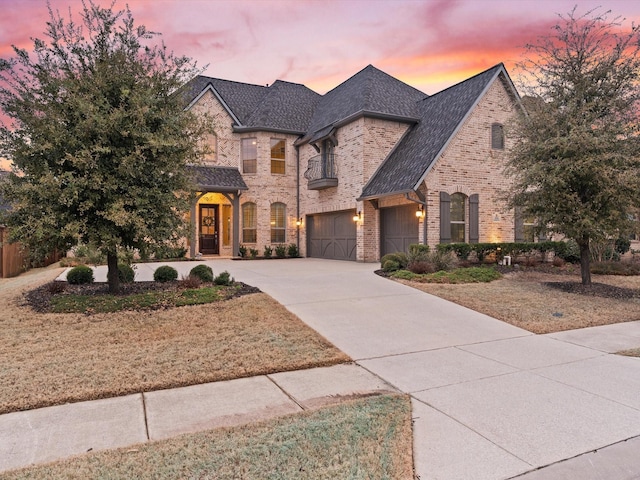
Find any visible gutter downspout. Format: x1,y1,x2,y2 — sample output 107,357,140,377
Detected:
296,144,300,250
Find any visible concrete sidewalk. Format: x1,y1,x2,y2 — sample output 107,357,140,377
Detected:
40,259,640,478
0,364,396,473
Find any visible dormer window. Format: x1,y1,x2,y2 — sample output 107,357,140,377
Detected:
491,123,504,150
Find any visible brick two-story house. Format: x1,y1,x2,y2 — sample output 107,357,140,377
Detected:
182,63,523,261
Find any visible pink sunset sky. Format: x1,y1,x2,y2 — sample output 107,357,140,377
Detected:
2,0,640,94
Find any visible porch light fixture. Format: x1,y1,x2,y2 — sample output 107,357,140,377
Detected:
296,217,302,226
416,206,424,218
353,211,361,222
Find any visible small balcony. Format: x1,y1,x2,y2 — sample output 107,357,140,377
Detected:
304,154,338,190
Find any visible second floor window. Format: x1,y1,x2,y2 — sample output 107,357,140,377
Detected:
491,123,504,150
270,139,285,174
241,138,257,174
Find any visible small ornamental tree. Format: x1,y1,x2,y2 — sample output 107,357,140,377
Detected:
0,1,210,293
507,8,640,285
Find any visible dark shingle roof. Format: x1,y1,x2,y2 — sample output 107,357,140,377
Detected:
304,65,427,143
183,76,320,133
360,64,508,200
188,166,248,192
240,80,321,133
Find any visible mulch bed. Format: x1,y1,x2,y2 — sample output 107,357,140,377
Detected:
543,281,639,299
24,281,261,313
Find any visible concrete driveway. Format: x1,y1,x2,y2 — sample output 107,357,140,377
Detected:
60,258,640,479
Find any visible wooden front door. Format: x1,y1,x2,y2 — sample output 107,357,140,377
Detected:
199,204,219,255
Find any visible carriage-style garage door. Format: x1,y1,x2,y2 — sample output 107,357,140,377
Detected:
307,210,357,261
380,205,419,256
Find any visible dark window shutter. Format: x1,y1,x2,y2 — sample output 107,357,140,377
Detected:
514,207,524,242
469,194,479,243
440,192,451,243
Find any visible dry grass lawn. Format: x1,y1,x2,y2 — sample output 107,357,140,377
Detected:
399,269,640,334
2,394,413,480
0,266,349,415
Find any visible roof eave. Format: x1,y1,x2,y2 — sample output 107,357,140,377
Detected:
185,83,243,127
357,188,415,202
232,125,306,136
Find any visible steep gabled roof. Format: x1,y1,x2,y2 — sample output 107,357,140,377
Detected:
359,64,516,200
183,76,320,134
239,80,321,134
302,65,427,144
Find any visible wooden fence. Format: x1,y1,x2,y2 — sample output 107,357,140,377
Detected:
0,227,63,278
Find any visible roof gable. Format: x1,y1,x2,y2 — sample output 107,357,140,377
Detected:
360,64,514,200
303,65,427,143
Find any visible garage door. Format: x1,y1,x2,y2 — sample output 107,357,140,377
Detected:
380,205,419,256
307,210,357,260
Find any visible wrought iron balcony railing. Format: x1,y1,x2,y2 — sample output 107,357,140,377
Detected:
304,154,338,190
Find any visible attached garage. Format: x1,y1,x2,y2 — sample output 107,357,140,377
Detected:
380,205,419,256
307,210,357,261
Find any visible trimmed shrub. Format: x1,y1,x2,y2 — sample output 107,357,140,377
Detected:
287,243,299,258
591,261,640,276
275,244,287,258
382,259,401,273
153,265,178,282
214,270,233,286
408,261,436,274
238,245,247,258
118,263,135,283
249,248,259,259
189,264,213,282
67,265,94,285
263,245,273,259
380,252,408,271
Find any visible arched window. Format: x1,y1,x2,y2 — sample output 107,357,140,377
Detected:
270,202,286,243
242,202,257,243
450,193,466,243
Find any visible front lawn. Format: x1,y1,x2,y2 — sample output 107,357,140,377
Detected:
0,269,350,415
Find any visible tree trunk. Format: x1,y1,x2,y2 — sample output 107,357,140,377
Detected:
107,251,120,294
577,236,592,286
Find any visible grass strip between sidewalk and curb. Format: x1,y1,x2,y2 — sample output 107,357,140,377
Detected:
1,394,414,480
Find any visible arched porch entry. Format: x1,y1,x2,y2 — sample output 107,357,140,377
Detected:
188,166,248,257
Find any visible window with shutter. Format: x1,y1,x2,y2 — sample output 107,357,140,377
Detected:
450,193,466,243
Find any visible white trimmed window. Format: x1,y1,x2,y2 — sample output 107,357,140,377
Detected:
241,138,257,174
270,138,285,174
270,202,286,243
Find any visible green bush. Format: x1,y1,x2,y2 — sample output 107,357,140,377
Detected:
249,248,259,259
275,244,287,258
118,263,135,283
392,266,501,284
238,245,247,258
189,264,213,282
558,239,580,263
287,243,299,258
407,244,430,264
615,237,632,255
153,265,178,282
382,259,401,273
145,243,187,260
214,270,233,286
380,252,408,271
67,265,94,285
263,245,273,259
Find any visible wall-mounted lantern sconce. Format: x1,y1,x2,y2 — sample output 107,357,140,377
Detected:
296,217,302,226
416,206,424,218
352,211,361,222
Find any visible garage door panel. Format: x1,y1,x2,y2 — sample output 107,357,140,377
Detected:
307,210,357,261
381,205,418,256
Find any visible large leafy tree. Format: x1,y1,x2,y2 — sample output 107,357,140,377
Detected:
507,8,640,285
0,1,208,292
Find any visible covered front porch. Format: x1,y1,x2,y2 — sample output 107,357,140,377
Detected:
188,166,248,258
